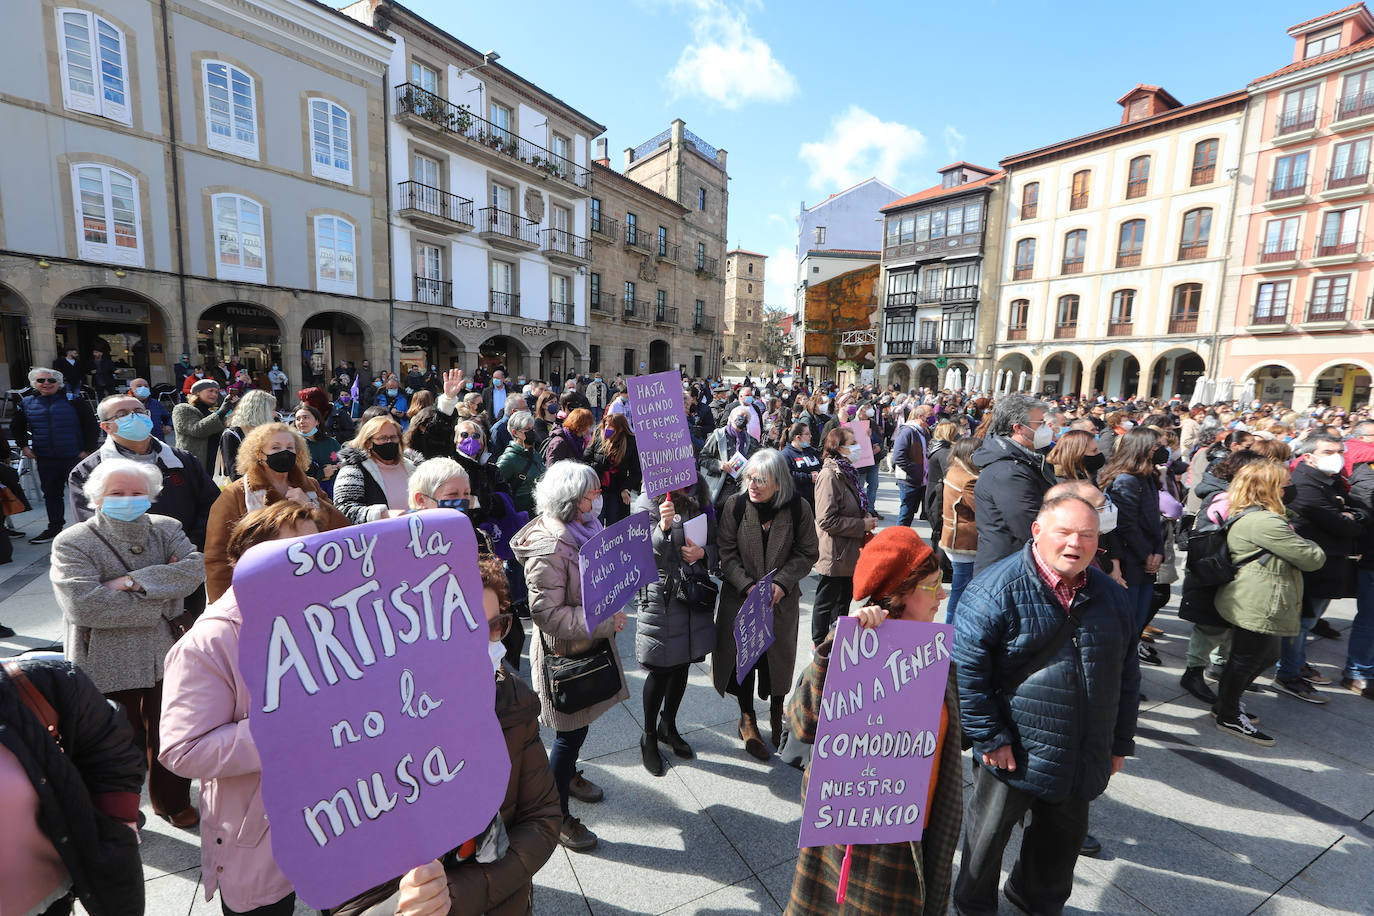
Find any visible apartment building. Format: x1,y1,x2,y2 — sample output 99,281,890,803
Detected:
995,87,1246,399
0,0,393,389
343,0,603,380
1218,3,1374,409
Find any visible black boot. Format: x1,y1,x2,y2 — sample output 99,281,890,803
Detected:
1180,666,1217,704
656,721,693,759
640,732,664,777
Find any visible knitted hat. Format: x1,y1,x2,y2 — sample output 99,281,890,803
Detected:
190,378,219,395
852,526,933,602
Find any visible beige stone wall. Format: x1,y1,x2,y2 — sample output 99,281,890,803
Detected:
723,252,765,362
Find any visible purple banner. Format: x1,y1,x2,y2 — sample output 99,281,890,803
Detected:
235,511,511,910
798,616,954,848
627,370,698,499
578,511,657,635
734,570,775,682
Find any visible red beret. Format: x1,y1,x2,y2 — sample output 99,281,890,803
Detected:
852,526,933,602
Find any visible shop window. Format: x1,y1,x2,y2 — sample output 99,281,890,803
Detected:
71,163,142,266
57,8,130,124
314,215,356,295
212,193,266,283
309,99,352,184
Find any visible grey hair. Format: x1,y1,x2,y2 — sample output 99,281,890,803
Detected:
28,367,63,388
990,393,1048,437
407,457,468,506
1350,420,1374,438
230,389,278,430
743,448,794,509
729,405,752,425
82,457,163,509
507,410,535,434
535,460,599,522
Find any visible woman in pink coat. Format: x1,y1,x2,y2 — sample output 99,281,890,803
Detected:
159,501,322,916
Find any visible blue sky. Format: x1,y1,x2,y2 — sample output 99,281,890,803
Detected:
402,0,1322,310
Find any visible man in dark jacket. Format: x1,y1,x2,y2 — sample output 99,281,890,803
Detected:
1344,442,1374,697
481,369,513,421
892,403,931,526
88,347,118,397
12,368,100,543
972,394,1057,575
54,347,87,392
952,494,1139,916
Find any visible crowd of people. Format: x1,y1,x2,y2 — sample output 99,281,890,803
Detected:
2,354,1373,916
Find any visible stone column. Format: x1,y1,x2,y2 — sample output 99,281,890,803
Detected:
1290,382,1317,411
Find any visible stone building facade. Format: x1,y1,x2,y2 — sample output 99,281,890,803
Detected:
0,0,394,391
723,250,767,363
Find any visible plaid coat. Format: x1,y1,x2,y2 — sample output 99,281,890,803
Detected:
785,635,964,915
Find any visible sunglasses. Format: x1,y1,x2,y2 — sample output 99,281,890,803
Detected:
34,378,59,384
457,431,479,440
488,613,514,642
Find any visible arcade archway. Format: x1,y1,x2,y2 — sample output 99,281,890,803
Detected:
1148,348,1205,400
1090,349,1140,400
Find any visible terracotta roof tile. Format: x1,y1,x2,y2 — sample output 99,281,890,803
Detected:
880,172,1004,211
1250,32,1374,84
1289,2,1365,34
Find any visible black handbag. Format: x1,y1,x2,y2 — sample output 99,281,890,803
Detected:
676,568,720,617
540,632,620,714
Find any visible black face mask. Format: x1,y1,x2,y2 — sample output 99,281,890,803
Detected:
264,450,297,473
732,416,748,430
437,497,470,513
1083,452,1107,475
1282,484,1296,504
373,441,401,462
1152,446,1171,466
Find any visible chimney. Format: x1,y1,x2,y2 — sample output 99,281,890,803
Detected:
593,137,609,168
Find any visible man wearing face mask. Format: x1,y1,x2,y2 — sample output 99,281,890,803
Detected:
971,394,1059,575
482,369,512,422
1274,433,1366,701
126,377,172,441
268,363,288,408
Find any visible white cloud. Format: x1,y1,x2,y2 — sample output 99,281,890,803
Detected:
799,106,925,193
763,243,798,314
943,125,965,159
667,1,797,108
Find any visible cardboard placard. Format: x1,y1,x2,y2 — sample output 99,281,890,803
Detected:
578,511,657,635
627,370,699,499
734,570,776,682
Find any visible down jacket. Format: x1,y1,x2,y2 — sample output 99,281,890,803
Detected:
813,459,867,577
1104,472,1164,587
971,436,1057,574
331,445,417,524
1288,461,1364,602
953,544,1140,803
631,488,717,669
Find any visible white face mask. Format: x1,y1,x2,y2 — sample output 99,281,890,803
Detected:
583,494,603,522
1314,453,1345,475
1097,503,1119,534
488,639,506,674
846,443,863,461
1032,423,1055,450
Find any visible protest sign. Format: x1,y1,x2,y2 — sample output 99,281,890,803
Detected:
734,569,776,682
578,510,657,635
234,511,511,910
798,616,954,848
627,370,698,499
842,419,875,468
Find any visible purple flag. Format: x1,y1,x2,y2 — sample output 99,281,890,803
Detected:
798,616,954,848
234,511,511,910
734,569,776,682
578,511,657,635
627,370,699,499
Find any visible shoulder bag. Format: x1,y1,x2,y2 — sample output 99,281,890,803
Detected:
540,631,620,714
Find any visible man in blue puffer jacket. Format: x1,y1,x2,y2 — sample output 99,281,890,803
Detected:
952,493,1139,916
12,367,99,544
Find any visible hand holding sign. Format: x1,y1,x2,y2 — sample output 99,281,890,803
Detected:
628,370,699,499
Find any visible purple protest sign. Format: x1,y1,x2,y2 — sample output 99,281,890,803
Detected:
578,510,657,635
627,370,698,499
798,616,954,848
734,569,776,682
234,511,511,910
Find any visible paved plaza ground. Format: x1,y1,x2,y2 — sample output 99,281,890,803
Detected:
2,472,1371,915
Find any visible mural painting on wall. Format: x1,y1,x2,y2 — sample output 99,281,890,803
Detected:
804,264,879,364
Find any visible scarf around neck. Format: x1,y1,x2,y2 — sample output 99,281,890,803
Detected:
835,457,870,513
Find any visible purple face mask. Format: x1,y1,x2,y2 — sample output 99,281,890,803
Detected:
458,436,482,458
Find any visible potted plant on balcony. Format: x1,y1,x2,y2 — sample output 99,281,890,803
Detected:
447,104,472,135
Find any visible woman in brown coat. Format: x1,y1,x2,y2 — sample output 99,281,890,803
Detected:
812,427,878,646
203,422,349,602
713,448,820,759
939,436,982,619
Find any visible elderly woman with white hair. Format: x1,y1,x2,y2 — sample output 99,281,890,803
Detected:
698,403,762,512
712,448,820,760
50,457,206,828
407,456,473,511
511,461,629,855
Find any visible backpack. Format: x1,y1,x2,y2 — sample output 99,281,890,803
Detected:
1183,497,1267,589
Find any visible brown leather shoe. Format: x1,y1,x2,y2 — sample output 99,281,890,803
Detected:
769,699,785,749
559,815,598,852
1341,676,1374,698
1144,625,1165,637
568,769,603,803
739,712,769,761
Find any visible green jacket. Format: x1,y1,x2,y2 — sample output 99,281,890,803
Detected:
1215,508,1325,637
496,441,544,513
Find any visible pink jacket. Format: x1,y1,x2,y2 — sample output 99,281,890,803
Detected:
159,590,292,911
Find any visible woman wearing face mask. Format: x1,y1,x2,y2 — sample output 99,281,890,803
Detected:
698,405,762,514
292,404,342,487
940,436,984,618
511,462,630,854
373,379,409,425
160,501,321,915
204,423,349,602
51,458,206,829
587,413,642,525
780,421,822,506
531,391,559,446
453,419,516,526
1099,428,1168,648
332,415,417,526
812,428,880,647
787,527,961,915
497,411,546,514
542,407,596,468
1047,429,1106,484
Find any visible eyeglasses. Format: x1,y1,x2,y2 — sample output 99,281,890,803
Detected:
488,613,514,642
914,576,944,596
102,407,151,421
457,431,479,440
373,435,401,445
745,474,773,486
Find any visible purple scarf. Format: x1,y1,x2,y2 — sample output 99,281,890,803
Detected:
559,427,586,459
562,514,602,548
835,457,870,513
726,425,751,457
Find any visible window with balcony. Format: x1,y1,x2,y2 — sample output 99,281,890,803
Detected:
203,61,258,158
211,193,265,283
1318,207,1360,256
656,289,667,322
57,9,131,124
488,101,513,143
551,274,573,323
551,133,571,166
1070,170,1090,209
658,225,670,257
1305,26,1340,59
309,98,352,184
1179,208,1211,260
886,269,916,307
1328,138,1371,189
1192,139,1219,185
1116,219,1145,268
414,242,446,306
1109,289,1135,335
590,271,601,310
694,299,704,329
942,310,975,352
1169,283,1201,333
590,198,603,234
696,241,707,270
1277,85,1319,135
1062,229,1086,273
920,266,944,302
1310,274,1351,320
1269,151,1309,199
1253,280,1290,324
883,311,916,355
1021,182,1039,219
1055,294,1079,336
71,163,142,266
625,212,639,245
1261,216,1300,262
490,260,516,315
410,61,438,94
1126,156,1149,198
1338,67,1374,120
944,264,980,301
1008,298,1029,339
1013,238,1035,280
314,215,356,295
